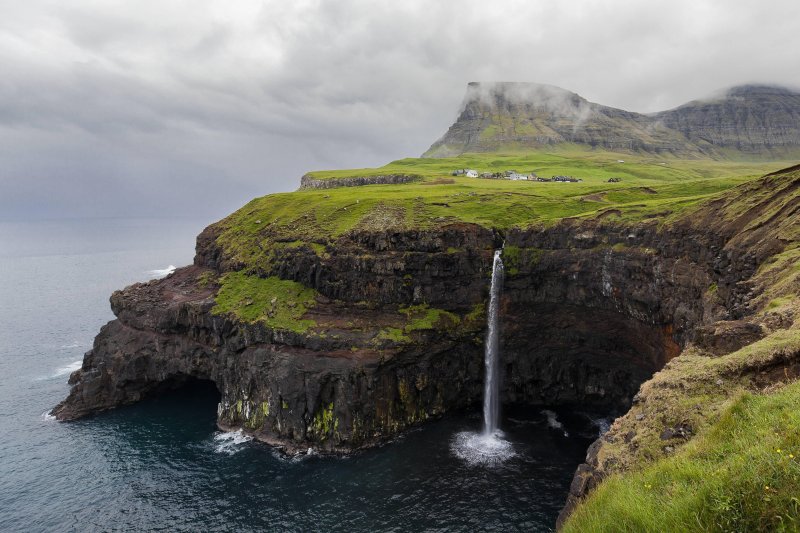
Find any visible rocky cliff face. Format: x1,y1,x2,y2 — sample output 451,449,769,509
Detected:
654,85,800,155
556,165,800,528
52,161,799,531
424,82,800,158
53,167,793,456
299,173,420,189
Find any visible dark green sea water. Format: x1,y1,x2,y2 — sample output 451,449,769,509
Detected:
0,219,605,532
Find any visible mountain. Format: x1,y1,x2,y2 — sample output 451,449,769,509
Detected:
423,82,800,158
654,84,800,155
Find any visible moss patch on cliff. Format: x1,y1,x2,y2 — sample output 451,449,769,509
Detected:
374,304,463,344
308,402,339,442
212,272,317,333
501,245,546,275
563,380,800,533
400,304,459,332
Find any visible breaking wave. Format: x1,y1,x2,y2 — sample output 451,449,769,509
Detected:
147,265,176,279
590,416,613,436
212,430,253,454
51,360,82,379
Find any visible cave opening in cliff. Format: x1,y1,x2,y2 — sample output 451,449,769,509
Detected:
143,374,222,412
499,301,677,413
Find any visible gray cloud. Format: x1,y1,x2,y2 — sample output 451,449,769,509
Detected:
1,0,799,220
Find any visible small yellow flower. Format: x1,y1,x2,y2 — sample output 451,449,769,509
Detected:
765,485,770,490
790,454,795,459
777,448,783,453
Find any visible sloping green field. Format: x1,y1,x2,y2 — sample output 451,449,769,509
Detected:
211,150,790,274
305,148,781,184
222,151,784,254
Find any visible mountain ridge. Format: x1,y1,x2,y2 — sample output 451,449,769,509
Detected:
424,82,800,158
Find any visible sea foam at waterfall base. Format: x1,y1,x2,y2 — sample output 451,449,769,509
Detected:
0,219,601,532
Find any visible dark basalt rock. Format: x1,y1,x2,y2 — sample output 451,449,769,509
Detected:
299,173,420,189
54,206,761,455
53,167,798,531
655,85,800,154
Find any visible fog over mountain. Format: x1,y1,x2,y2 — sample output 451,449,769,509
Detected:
1,0,799,220
424,82,800,157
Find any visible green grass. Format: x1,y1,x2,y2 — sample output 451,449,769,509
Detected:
400,304,459,332
213,150,788,274
563,381,800,533
211,271,317,333
305,149,780,184
375,304,462,344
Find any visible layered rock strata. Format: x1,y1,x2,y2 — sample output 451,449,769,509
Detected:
53,173,784,455
424,82,800,158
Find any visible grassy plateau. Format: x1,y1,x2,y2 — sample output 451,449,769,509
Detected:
215,149,785,272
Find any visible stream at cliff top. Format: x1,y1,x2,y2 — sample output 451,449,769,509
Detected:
0,219,605,532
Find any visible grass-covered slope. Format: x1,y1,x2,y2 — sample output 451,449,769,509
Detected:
565,377,800,532
211,272,318,333
562,166,800,532
206,150,791,343
214,150,781,273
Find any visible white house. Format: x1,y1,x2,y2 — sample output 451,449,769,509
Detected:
465,169,478,178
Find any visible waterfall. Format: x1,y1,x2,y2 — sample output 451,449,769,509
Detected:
451,248,514,466
483,249,504,435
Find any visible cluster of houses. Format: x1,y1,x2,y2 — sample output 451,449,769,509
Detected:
451,169,584,182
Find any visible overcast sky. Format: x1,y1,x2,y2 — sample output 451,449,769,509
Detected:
1,0,799,221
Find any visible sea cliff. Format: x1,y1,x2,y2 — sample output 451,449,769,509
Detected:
54,161,799,528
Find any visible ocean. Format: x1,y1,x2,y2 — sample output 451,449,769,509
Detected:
0,218,600,532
